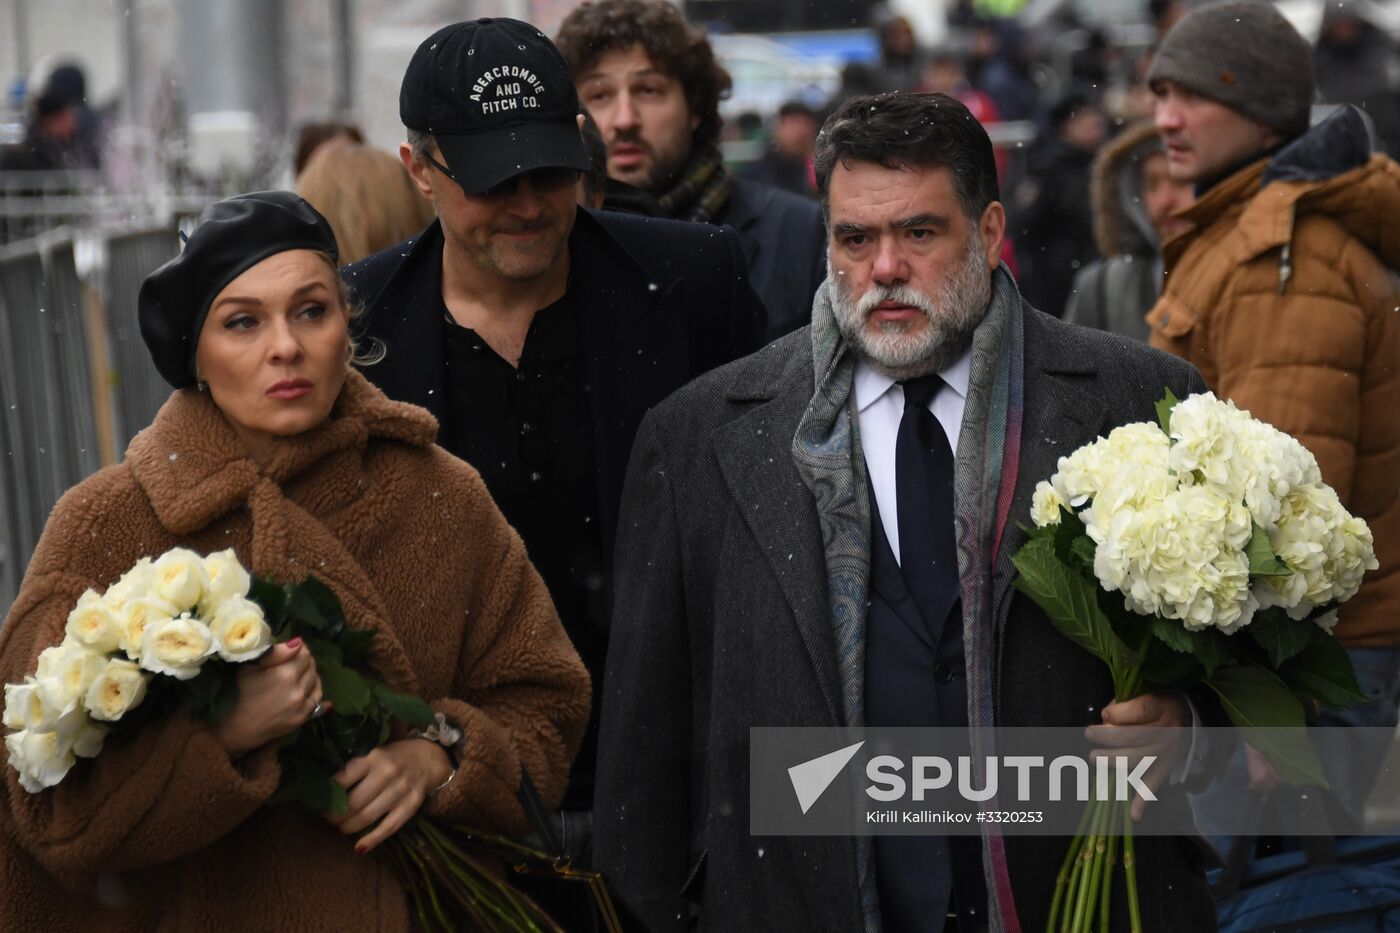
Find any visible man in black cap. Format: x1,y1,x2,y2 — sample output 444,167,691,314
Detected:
343,17,764,846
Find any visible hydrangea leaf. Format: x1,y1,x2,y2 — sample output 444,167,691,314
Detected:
1012,535,1125,670
1208,664,1326,787
1278,627,1366,710
1155,388,1180,438
1246,523,1291,578
1247,607,1314,668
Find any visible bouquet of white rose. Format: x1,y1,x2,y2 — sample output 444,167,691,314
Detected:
1013,391,1375,933
3,548,274,791
3,547,584,932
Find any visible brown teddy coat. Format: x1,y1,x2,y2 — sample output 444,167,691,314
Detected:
1148,108,1400,646
0,371,591,931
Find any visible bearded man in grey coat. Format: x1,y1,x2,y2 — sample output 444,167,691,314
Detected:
594,92,1218,933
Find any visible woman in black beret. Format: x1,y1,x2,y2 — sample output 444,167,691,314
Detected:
0,191,590,931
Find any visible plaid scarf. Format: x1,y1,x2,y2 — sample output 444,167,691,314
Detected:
791,267,1027,933
652,146,732,223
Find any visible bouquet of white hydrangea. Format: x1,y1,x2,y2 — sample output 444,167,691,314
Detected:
3,548,273,792
1015,391,1375,933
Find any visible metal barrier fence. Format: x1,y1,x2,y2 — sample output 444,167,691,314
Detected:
0,227,177,614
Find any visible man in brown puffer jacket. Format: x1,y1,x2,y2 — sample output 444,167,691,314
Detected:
1146,0,1400,812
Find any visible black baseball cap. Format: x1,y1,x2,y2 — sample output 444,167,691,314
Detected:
400,18,589,195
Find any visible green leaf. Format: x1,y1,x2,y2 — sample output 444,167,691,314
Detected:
318,660,371,715
1192,629,1229,677
207,670,240,724
1246,523,1292,578
1070,536,1096,572
1152,617,1194,653
327,779,349,816
373,683,435,728
292,576,346,638
1207,664,1327,787
1247,607,1315,668
303,635,342,666
248,577,289,632
1156,388,1180,437
1278,627,1367,710
1012,536,1127,671
1138,641,1202,690
338,628,376,669
286,588,328,634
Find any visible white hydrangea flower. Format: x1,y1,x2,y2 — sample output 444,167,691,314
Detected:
1030,481,1065,527
1257,485,1378,618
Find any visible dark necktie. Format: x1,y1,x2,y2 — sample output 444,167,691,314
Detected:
895,374,960,643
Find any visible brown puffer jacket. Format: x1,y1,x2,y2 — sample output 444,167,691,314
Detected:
0,371,591,931
1148,106,1400,646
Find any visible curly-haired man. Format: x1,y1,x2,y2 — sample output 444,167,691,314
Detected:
557,0,826,340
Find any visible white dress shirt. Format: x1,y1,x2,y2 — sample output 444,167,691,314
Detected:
854,347,972,566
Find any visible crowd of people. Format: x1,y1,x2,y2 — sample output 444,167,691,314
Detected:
0,1,1398,931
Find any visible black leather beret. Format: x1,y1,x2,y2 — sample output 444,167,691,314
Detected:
138,190,339,389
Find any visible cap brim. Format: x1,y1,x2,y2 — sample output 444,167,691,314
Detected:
436,121,591,195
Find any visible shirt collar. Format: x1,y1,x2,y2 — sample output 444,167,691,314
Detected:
854,343,973,413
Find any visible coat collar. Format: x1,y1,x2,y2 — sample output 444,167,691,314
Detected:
124,371,432,694
712,310,1113,723
126,370,436,536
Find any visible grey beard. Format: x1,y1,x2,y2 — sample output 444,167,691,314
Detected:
828,237,993,381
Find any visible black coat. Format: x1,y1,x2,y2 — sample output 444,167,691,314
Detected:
342,209,764,575
716,176,826,343
594,305,1218,932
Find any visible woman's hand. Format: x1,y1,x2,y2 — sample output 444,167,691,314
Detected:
325,739,454,854
214,638,325,756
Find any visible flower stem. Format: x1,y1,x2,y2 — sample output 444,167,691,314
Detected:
1071,801,1108,932
1099,803,1119,933
1048,803,1095,932
1059,828,1088,933
1123,801,1142,933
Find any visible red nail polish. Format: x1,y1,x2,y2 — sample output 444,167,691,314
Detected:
287,637,302,650
355,843,367,855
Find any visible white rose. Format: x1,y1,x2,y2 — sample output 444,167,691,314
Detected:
139,615,216,680
5,729,76,793
52,705,105,759
65,589,124,654
116,595,179,661
150,548,210,614
4,676,76,731
2,681,31,730
1030,481,1065,527
200,549,252,616
33,643,107,713
1314,609,1340,634
84,659,150,722
209,597,272,663
101,557,154,609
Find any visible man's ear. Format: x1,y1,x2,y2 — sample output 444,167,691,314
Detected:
400,142,435,202
980,201,1006,271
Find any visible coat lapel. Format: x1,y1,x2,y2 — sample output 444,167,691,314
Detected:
713,354,844,725
355,224,448,425
991,310,1109,625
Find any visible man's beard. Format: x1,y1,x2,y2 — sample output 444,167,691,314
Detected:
609,129,691,194
828,234,993,381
